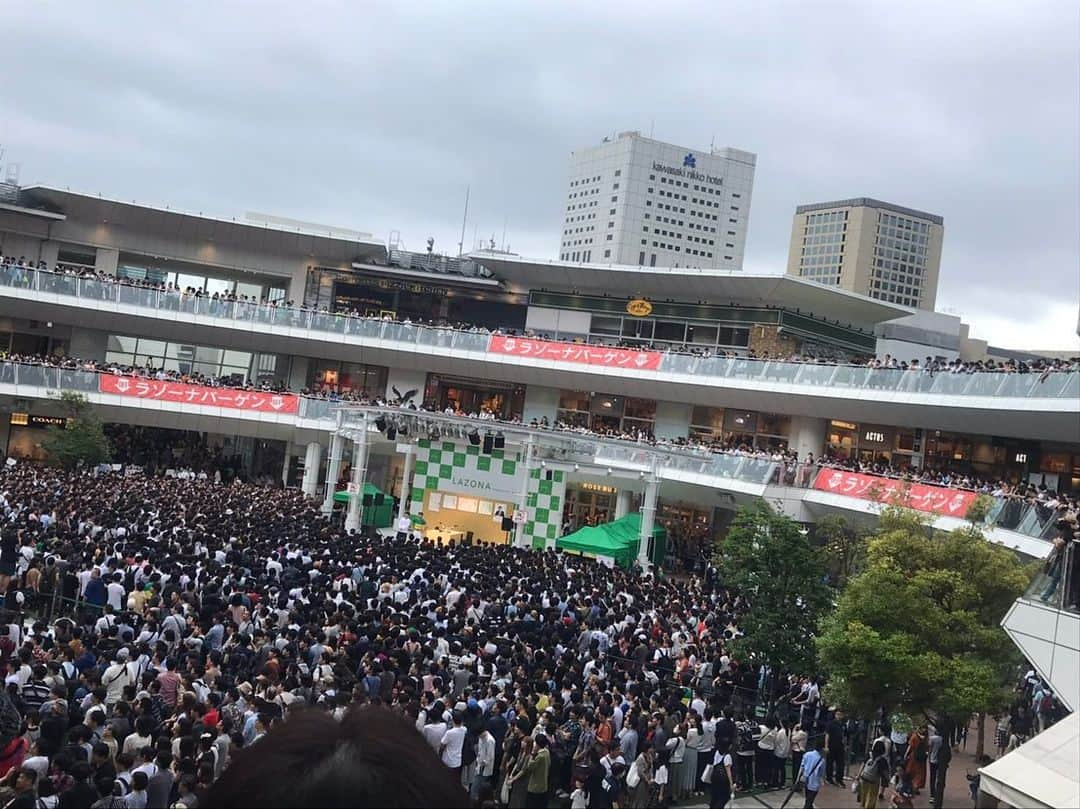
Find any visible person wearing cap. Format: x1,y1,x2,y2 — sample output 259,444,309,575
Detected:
102,650,132,710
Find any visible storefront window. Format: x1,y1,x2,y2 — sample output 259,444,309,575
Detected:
756,413,791,443
105,335,268,384
424,374,524,420
690,406,724,439
308,362,387,396
827,420,858,459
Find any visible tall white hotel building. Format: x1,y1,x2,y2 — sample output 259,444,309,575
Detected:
558,130,756,270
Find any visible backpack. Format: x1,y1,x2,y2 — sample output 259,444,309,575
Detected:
738,723,755,754
859,755,883,784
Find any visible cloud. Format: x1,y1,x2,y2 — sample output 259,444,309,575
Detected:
1,1,1076,348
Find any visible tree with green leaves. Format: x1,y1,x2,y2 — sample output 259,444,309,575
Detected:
41,391,111,470
815,513,870,588
713,503,830,676
817,507,1030,730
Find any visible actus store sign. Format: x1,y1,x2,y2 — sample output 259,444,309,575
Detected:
626,299,653,317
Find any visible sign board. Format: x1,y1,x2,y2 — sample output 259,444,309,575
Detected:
811,469,978,517
488,335,663,371
625,299,653,317
99,375,299,414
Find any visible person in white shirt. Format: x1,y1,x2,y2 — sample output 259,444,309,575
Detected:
395,513,412,540
471,728,496,802
439,713,467,773
106,573,126,611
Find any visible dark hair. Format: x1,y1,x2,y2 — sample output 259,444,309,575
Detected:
205,707,467,807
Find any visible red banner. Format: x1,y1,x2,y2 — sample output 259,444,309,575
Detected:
488,335,663,371
99,375,299,414
811,468,978,517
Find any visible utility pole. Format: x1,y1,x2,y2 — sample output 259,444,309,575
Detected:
457,185,470,257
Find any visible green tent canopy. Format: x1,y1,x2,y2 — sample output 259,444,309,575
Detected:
333,482,395,529
556,513,666,569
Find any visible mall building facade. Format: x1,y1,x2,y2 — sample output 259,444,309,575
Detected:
0,185,1077,559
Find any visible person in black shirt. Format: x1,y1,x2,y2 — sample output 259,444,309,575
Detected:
824,709,847,786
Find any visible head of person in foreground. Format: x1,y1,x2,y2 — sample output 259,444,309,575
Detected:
205,706,468,808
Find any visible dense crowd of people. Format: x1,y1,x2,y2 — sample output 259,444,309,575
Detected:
0,462,996,809
3,255,1077,378
0,446,1067,807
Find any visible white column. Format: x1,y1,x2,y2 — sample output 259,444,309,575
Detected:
787,415,828,461
345,415,370,533
514,435,536,548
637,465,659,571
281,441,293,488
614,489,633,520
301,441,323,498
321,432,345,514
397,443,415,521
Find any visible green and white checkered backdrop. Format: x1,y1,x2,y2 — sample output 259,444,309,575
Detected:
408,439,565,549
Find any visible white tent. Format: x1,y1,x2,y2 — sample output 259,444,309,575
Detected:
978,712,1079,808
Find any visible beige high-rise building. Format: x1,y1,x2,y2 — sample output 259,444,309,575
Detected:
785,198,943,310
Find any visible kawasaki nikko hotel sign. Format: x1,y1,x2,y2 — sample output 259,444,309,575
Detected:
652,152,725,186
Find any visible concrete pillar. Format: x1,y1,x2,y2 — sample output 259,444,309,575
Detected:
39,241,60,268
288,356,310,393
301,441,323,498
344,416,370,533
637,469,659,571
522,386,559,426
514,435,536,548
653,402,692,441
397,443,415,521
614,488,633,520
321,432,346,514
94,247,119,277
281,441,293,488
788,415,828,461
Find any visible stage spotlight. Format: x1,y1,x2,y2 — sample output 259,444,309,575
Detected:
374,416,387,433
493,432,505,449
468,429,480,446
386,426,397,441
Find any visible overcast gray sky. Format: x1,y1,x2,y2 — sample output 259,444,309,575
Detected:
3,1,1078,350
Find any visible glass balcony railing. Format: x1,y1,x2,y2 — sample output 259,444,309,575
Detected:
1024,539,1079,612
2,266,1077,400
592,443,778,485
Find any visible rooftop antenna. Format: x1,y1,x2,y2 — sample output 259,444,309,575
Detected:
501,215,508,251
457,185,470,257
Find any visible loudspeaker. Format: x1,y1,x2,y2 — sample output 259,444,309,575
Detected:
374,493,384,506
501,517,515,532
493,432,505,449
482,434,494,454
545,470,553,481
362,494,373,507
468,429,480,446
